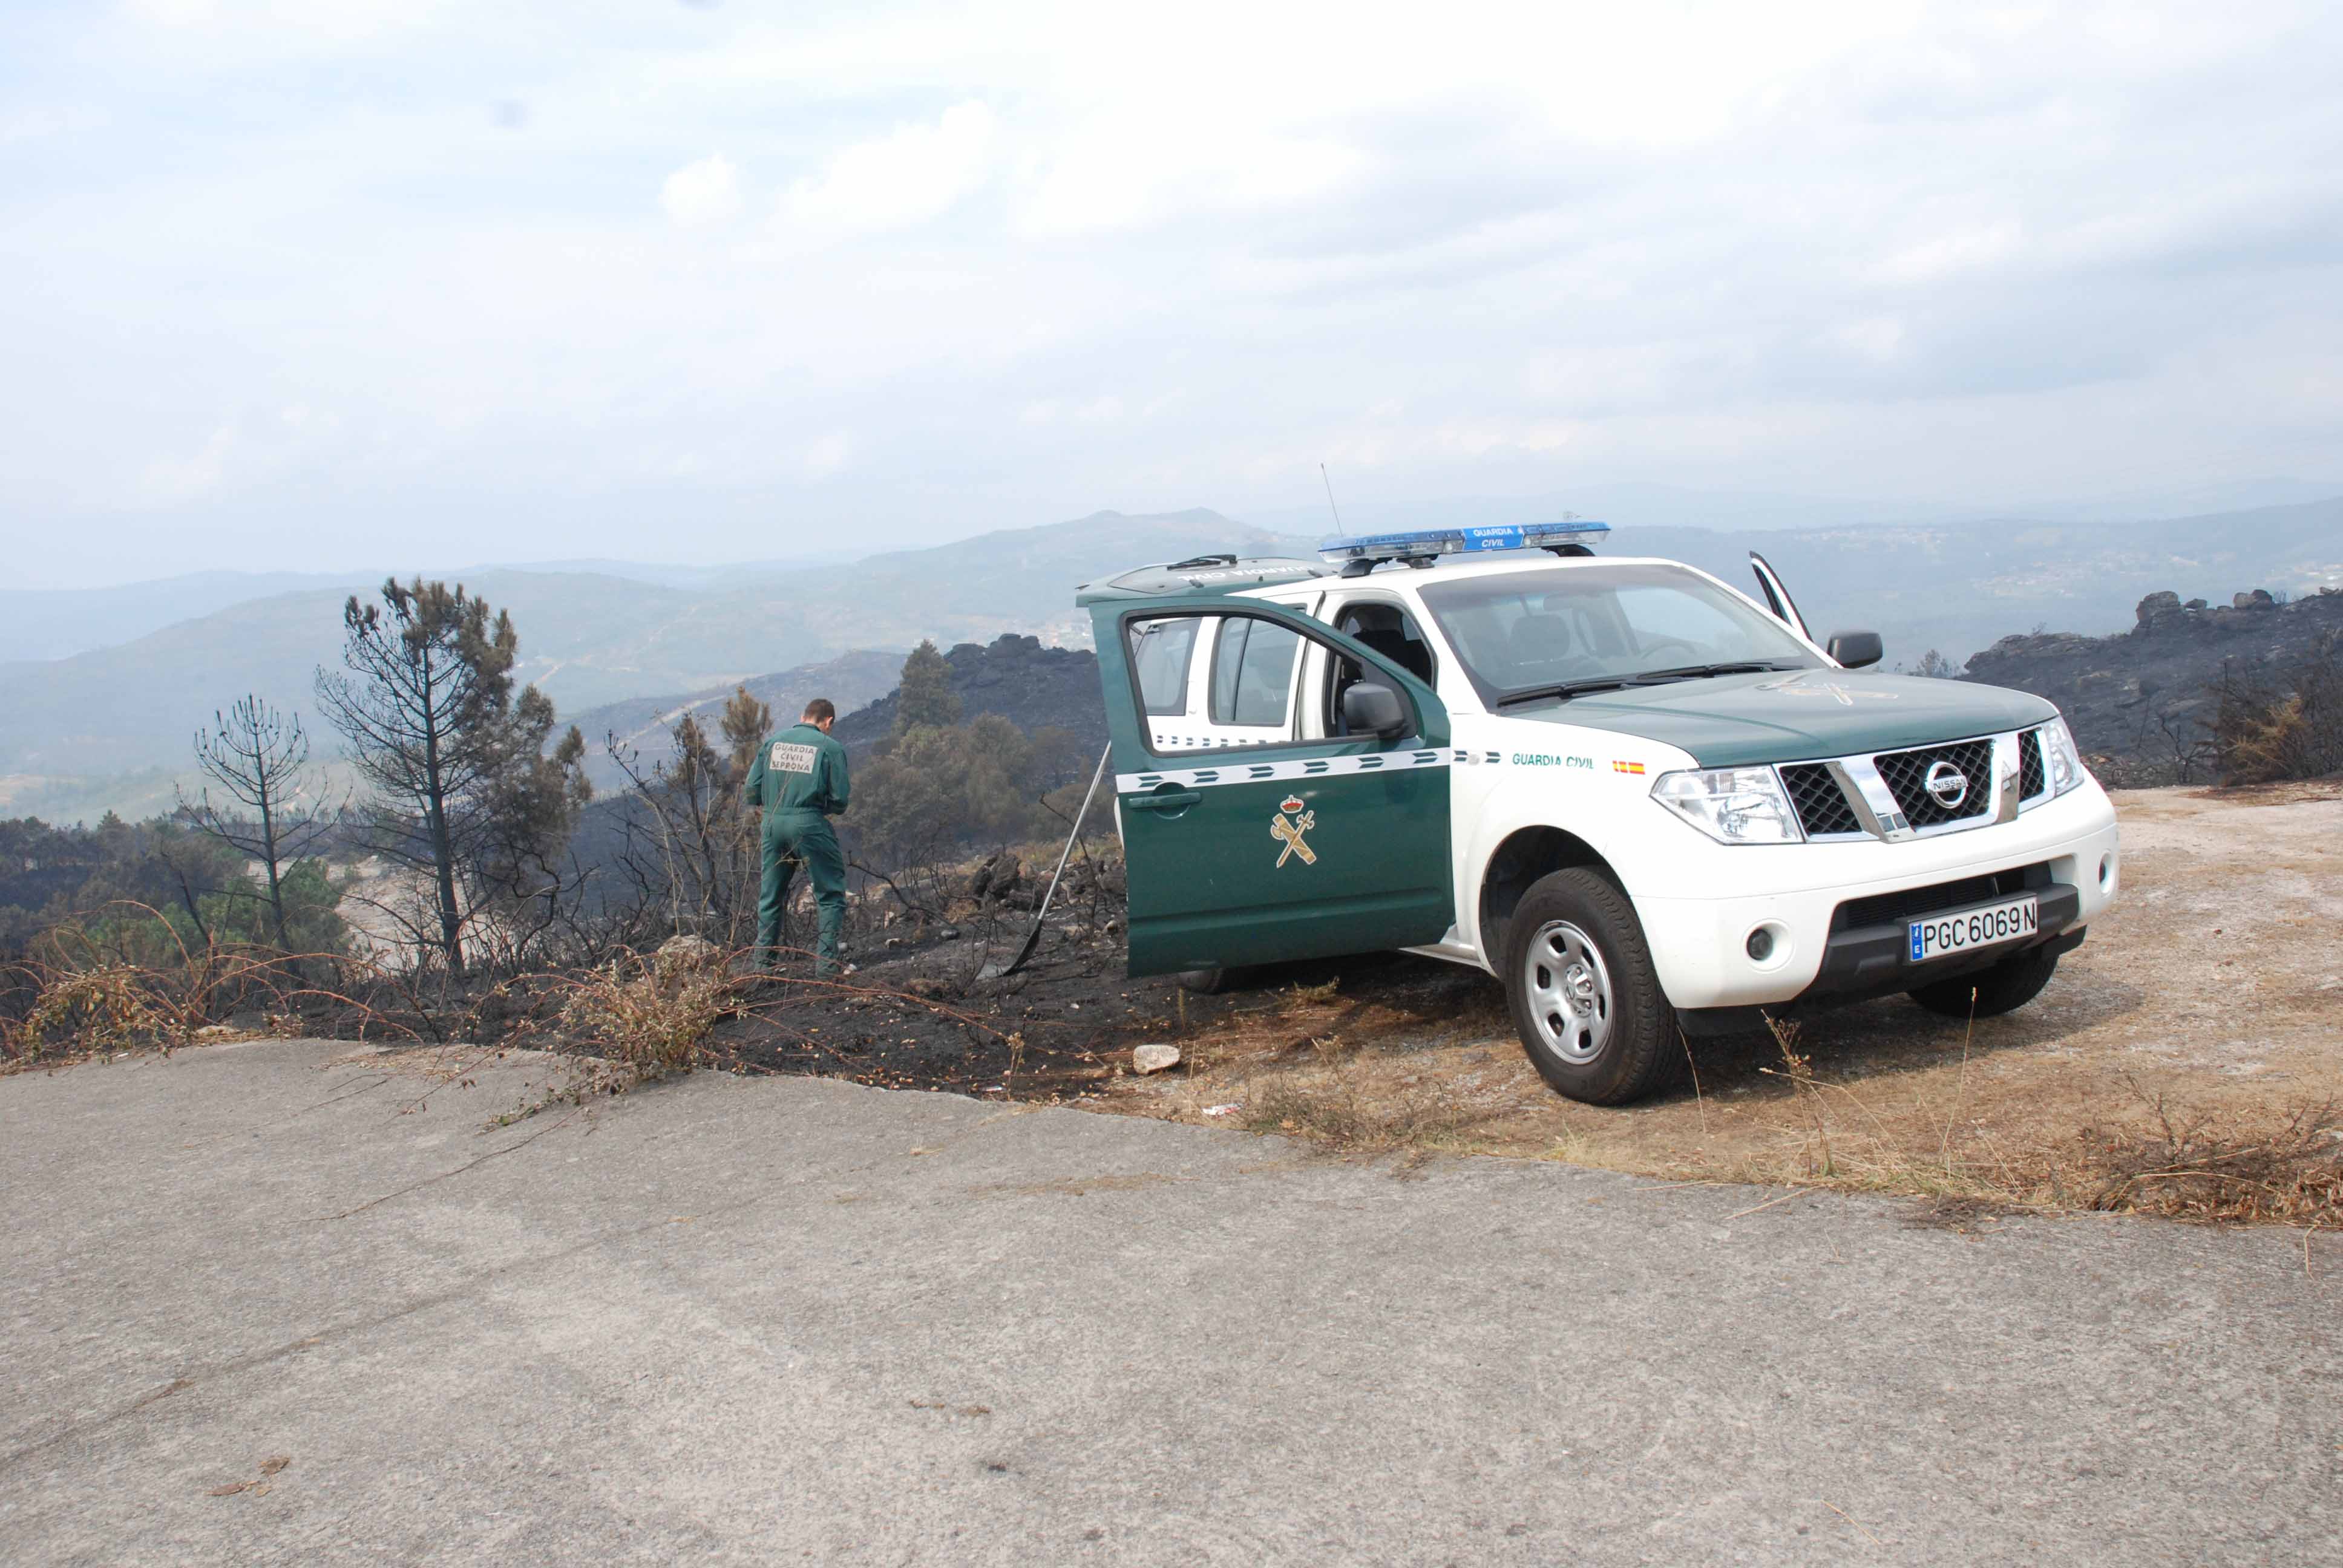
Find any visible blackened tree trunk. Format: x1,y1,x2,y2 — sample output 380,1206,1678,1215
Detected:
316,579,586,980
185,694,334,950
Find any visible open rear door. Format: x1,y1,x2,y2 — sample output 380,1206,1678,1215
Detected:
1748,552,1812,642
1088,596,1455,978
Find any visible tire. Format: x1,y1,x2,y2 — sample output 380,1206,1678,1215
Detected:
1907,946,2059,1019
1502,868,1681,1105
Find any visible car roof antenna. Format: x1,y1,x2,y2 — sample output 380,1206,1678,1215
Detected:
1325,463,1381,577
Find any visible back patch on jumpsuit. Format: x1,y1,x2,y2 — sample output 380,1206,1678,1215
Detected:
768,742,818,774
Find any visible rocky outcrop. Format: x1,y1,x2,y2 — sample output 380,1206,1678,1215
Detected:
1961,587,2343,769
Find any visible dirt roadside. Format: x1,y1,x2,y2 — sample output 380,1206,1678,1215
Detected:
1099,783,2343,1221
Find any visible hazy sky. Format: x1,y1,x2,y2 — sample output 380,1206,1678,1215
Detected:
5,1,2341,586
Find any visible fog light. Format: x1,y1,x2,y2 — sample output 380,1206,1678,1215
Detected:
2099,854,2114,889
1746,927,1775,962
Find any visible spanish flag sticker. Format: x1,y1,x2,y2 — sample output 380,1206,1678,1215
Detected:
1611,760,1646,775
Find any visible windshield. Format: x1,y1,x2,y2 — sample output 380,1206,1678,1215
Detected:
1416,564,1824,707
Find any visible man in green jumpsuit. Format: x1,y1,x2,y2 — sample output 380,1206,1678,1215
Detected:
746,698,853,976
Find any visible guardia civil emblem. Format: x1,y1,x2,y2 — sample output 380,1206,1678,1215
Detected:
1271,795,1317,867
1753,673,1898,707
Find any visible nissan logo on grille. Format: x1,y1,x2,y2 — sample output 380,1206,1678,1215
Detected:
1923,760,1970,809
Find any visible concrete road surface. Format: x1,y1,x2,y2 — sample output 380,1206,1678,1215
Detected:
2,1040,2336,1566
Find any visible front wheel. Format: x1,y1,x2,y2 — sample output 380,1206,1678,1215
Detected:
1502,869,1682,1105
1907,946,2059,1019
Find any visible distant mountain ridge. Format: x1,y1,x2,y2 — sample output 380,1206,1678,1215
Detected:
1598,497,2343,675
0,570,378,664
0,510,1285,816
5,496,2340,823
0,569,715,780
567,650,906,795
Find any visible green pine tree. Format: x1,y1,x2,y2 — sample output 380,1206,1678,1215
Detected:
893,640,961,734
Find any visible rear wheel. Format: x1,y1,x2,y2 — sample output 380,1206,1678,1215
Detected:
1907,946,2059,1019
1502,869,1680,1105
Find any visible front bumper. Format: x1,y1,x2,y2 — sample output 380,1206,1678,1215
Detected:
1678,884,2088,1037
1631,780,2120,1015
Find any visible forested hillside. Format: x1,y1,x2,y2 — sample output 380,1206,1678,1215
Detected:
830,635,1106,759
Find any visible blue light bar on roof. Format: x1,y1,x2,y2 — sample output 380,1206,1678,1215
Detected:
1316,520,1611,563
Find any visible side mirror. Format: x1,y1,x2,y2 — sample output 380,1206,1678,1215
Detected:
1827,630,1883,670
1340,681,1408,739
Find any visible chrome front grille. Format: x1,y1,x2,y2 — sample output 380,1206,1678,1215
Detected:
1873,739,1994,829
1780,762,1862,837
1771,725,2053,843
2017,729,2046,799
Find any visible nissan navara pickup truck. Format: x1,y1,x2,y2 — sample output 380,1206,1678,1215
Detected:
1076,521,2120,1105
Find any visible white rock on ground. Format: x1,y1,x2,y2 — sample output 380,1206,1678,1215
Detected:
1132,1044,1181,1074
655,935,724,975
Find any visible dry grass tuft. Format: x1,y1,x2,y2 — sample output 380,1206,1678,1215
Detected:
1241,1063,1502,1162
553,951,738,1091
1683,1039,2343,1226
1757,1014,1839,1178
2073,1095,2343,1224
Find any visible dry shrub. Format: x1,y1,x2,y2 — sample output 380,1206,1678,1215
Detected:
2211,642,2343,784
1737,1021,2342,1226
13,965,179,1062
2074,1096,2343,1225
2,939,437,1071
1760,1015,1840,1178
555,951,737,1089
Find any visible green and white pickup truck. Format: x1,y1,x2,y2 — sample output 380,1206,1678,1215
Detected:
1076,523,2120,1105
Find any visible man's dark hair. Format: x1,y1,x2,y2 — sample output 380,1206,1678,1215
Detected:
802,698,836,724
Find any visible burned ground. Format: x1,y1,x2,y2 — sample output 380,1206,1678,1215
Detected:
118,782,2342,1227
652,781,2343,1226
678,913,1499,1106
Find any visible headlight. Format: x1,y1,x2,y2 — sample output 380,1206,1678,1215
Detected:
2040,717,2086,796
1650,767,1805,844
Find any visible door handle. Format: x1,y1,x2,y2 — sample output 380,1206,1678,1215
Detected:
1126,789,1202,814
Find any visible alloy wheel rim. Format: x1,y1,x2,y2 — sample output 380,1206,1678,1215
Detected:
1524,920,1614,1065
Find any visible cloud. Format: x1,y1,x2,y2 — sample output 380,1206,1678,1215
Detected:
1876,221,2025,284
1832,317,1908,364
119,0,456,51
802,430,851,476
780,101,995,237
1,106,107,145
660,153,742,229
1018,126,1366,238
137,421,237,504
4,0,2342,585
